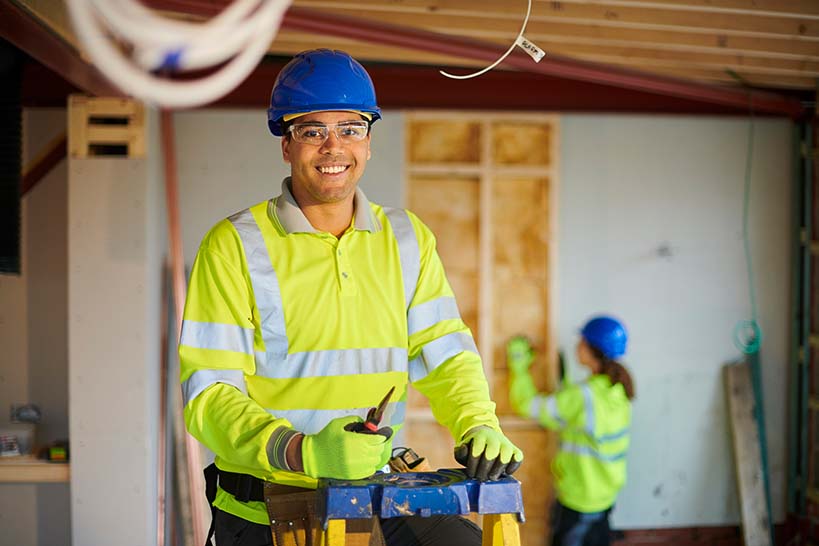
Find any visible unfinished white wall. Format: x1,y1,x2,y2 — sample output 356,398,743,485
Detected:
0,108,70,546
558,115,791,528
68,108,165,546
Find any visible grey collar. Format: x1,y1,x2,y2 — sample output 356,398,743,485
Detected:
272,177,381,234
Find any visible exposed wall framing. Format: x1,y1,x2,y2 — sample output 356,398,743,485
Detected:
403,111,560,546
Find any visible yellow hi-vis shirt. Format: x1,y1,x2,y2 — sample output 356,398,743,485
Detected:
514,372,631,513
179,178,501,524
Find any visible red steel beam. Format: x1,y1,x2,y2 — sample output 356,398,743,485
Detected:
218,60,788,116
0,1,119,97
144,1,804,118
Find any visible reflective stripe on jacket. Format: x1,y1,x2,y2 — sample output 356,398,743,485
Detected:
179,179,499,524
529,374,631,513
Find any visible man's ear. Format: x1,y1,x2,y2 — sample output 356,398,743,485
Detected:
281,136,291,163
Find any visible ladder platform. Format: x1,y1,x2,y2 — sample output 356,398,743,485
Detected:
317,469,524,528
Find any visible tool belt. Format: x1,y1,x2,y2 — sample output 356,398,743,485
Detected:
204,464,385,546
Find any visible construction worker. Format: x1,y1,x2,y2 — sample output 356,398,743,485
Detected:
507,316,634,546
179,48,523,546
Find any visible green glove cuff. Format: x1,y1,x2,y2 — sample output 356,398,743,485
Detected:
509,370,538,418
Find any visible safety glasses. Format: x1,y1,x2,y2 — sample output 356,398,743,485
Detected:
287,121,370,145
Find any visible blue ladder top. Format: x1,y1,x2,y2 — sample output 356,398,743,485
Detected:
316,469,525,528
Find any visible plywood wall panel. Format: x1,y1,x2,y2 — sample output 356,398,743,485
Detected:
492,176,550,273
408,121,481,164
408,175,480,273
492,175,555,401
492,123,552,167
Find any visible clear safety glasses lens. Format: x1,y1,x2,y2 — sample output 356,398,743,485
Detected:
288,122,369,145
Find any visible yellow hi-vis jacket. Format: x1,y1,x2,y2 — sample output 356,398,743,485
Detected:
179,179,500,525
519,374,630,513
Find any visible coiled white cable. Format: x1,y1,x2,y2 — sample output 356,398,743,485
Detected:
66,0,292,108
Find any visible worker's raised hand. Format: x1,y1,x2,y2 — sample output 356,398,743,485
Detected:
302,416,393,480
454,426,523,481
506,336,534,374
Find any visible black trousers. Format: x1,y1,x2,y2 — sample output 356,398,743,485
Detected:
214,507,482,546
549,502,611,546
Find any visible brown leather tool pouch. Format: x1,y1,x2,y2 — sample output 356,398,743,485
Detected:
262,482,385,546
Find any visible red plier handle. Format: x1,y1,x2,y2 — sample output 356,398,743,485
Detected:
346,386,395,435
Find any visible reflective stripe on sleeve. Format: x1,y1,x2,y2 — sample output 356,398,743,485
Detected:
529,395,545,420
182,369,247,406
255,347,409,379
561,442,628,463
180,320,254,355
581,383,596,436
384,208,420,309
407,297,461,336
270,401,407,435
546,395,567,427
410,331,478,381
229,207,288,361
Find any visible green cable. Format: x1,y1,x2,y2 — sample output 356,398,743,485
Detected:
731,107,774,546
734,112,763,355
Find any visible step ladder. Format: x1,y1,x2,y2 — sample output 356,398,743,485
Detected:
315,469,524,546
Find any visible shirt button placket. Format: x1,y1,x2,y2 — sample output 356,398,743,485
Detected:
336,242,356,295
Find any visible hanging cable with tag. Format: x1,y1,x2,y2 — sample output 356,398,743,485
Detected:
65,0,291,108
439,0,545,80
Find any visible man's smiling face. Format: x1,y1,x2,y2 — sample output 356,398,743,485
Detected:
282,111,371,208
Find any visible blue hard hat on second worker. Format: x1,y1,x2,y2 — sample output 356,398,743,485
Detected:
581,316,628,359
267,49,382,136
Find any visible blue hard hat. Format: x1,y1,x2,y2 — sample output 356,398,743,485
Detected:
267,49,382,136
580,315,628,359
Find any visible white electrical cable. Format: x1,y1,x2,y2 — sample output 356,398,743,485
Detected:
66,0,292,108
440,0,537,80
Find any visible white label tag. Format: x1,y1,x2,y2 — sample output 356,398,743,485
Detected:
515,35,546,62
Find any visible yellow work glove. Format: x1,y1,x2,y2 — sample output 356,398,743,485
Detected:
302,416,393,479
507,336,539,417
506,336,534,374
454,426,523,481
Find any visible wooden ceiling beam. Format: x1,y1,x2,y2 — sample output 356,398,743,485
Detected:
290,6,819,58
139,1,804,116
297,0,819,38
268,35,816,89
544,0,819,18
283,6,805,116
273,29,819,75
